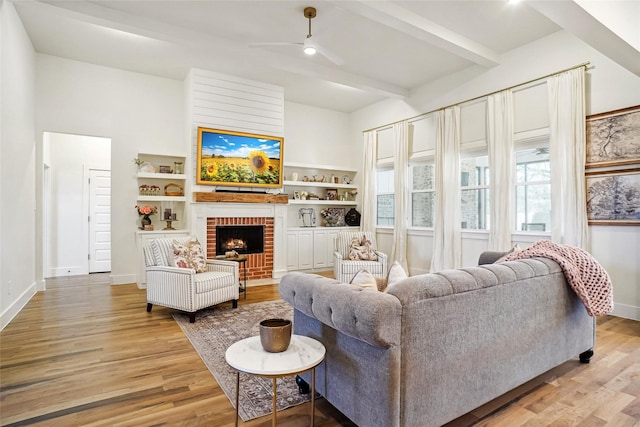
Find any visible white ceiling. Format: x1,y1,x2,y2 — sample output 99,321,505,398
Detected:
13,0,640,113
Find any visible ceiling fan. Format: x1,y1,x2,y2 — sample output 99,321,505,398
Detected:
249,6,344,66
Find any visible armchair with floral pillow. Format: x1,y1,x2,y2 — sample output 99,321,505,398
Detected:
144,235,239,323
333,231,387,283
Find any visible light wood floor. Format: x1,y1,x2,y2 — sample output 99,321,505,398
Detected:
1,274,638,427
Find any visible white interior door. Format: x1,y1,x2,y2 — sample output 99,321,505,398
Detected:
89,170,111,273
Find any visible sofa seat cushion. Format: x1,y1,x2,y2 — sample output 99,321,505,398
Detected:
194,271,234,294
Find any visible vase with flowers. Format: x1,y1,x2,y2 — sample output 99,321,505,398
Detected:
135,205,158,229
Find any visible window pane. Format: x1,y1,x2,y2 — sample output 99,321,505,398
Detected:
516,148,550,182
461,188,489,229
524,161,550,182
412,164,434,191
516,184,550,231
377,194,395,226
461,156,488,187
412,192,434,227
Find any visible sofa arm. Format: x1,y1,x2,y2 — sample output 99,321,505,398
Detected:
279,272,402,348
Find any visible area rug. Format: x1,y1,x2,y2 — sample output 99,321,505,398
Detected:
173,300,310,421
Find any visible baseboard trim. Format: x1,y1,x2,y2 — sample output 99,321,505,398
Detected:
611,303,640,321
110,274,136,285
1,282,38,331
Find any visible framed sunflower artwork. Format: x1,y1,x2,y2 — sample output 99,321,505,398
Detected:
196,127,284,188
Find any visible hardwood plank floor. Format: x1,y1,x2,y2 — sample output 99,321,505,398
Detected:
1,274,638,426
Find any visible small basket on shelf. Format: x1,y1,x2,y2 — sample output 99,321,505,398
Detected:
164,183,184,197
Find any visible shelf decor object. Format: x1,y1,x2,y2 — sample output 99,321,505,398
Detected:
196,127,284,188
135,205,158,230
164,183,184,196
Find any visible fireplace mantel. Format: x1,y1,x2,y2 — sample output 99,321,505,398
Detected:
193,192,289,204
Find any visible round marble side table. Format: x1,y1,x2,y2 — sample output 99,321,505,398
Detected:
225,334,326,427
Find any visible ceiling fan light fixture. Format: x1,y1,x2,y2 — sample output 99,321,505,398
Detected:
303,36,317,55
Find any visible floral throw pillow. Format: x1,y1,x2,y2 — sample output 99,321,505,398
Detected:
172,236,207,273
348,235,378,261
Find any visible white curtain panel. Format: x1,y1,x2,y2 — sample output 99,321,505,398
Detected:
361,131,378,233
390,121,409,271
431,107,461,272
487,90,515,251
547,68,588,249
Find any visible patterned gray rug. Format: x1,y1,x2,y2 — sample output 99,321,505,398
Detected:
173,300,310,421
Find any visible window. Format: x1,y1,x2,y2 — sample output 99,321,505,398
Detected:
460,155,490,230
515,147,550,232
376,168,394,226
411,162,435,227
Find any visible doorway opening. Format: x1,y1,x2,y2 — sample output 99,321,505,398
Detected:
43,132,112,277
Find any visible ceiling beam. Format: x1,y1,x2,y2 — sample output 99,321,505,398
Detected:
267,59,409,99
333,0,500,68
528,0,640,77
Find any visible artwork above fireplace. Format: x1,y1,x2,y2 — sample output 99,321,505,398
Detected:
216,225,264,256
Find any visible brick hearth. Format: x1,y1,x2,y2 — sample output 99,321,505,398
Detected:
206,217,274,280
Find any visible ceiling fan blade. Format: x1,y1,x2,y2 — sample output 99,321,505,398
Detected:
315,43,344,66
248,42,303,48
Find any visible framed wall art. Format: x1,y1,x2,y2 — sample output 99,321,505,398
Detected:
586,105,640,168
586,169,640,225
196,127,284,188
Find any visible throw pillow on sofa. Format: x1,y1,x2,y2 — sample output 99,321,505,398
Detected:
350,261,408,292
478,244,521,265
348,235,378,261
172,236,207,273
384,261,409,291
350,269,380,291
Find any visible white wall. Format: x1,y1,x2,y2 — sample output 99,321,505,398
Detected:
0,0,38,329
284,101,354,170
36,55,184,285
46,132,110,277
350,30,640,320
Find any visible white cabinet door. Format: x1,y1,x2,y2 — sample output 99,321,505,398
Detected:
313,229,328,269
326,229,339,268
298,229,314,270
286,231,299,270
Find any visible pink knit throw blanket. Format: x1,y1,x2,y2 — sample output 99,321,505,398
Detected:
500,240,613,316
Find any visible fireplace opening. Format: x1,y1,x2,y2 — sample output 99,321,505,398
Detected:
216,225,264,256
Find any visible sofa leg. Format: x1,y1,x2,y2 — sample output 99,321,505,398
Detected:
189,312,196,323
146,303,153,312
579,348,594,363
232,299,238,309
296,375,310,394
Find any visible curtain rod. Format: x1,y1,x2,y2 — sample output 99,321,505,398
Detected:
363,62,591,133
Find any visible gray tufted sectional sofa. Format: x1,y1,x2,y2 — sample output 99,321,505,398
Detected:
279,256,595,427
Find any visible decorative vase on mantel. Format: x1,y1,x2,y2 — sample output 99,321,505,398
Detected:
141,215,152,229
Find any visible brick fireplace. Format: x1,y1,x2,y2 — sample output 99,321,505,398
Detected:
206,217,274,280
191,202,288,281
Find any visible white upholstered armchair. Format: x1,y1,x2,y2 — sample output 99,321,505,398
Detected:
144,236,239,323
333,231,387,283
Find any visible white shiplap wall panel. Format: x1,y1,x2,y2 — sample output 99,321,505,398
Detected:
188,68,284,136
187,68,285,193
